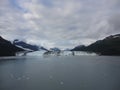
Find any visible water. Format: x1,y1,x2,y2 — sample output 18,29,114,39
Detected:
0,56,120,90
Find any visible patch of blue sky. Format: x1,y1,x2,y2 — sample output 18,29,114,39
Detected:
10,0,28,12
40,0,53,7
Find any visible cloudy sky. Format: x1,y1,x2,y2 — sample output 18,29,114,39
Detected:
0,0,120,48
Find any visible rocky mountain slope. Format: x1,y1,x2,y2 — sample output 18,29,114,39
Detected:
72,34,120,55
0,36,24,56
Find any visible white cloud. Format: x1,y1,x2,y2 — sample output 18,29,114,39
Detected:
0,0,120,49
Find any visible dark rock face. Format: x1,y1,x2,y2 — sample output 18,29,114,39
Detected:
0,36,24,56
50,47,61,52
13,39,39,51
71,45,86,51
72,34,120,56
40,46,49,51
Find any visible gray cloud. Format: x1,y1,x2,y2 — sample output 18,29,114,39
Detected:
0,0,120,48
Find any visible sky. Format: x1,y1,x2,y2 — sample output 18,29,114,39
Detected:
0,0,120,49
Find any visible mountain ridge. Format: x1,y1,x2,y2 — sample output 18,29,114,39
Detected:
0,36,24,56
71,34,120,55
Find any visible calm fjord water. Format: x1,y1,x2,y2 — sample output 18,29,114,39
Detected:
0,56,120,90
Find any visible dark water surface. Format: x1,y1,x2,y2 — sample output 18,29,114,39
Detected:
0,56,120,90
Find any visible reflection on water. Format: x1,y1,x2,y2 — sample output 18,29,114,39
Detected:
0,56,120,90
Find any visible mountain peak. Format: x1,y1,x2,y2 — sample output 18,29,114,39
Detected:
72,34,120,55
104,34,120,40
0,36,24,56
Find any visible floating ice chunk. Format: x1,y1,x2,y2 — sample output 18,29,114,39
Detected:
17,77,22,80
60,81,64,85
26,77,30,80
49,75,53,79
